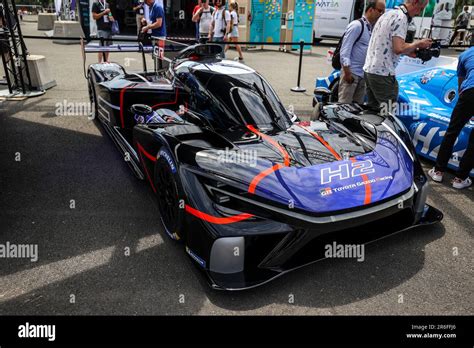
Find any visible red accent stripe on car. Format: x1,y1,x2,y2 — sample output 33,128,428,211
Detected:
136,142,157,193
136,142,157,162
151,88,180,109
350,157,372,205
119,86,133,128
185,204,254,224
298,125,342,161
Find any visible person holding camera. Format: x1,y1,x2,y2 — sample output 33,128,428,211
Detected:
192,0,214,44
92,0,115,63
363,0,432,113
428,46,474,190
208,0,231,58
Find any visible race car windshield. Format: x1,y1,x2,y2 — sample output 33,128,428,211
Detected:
195,71,291,132
231,87,280,130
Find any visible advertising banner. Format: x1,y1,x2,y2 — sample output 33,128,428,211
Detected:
249,0,264,42
292,0,314,50
263,0,282,43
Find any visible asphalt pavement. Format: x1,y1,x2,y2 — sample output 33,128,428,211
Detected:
0,19,472,315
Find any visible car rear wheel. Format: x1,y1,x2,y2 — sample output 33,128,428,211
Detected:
88,75,99,121
154,153,185,241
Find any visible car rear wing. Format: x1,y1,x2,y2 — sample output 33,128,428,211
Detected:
80,37,189,77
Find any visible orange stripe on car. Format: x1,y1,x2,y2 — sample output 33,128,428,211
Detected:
248,163,284,194
350,157,372,205
246,124,290,166
297,124,342,161
245,125,290,194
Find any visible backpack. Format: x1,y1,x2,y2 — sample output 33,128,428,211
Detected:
332,19,364,70
197,6,214,21
221,9,230,33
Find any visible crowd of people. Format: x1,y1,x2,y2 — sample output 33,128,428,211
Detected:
92,0,243,62
338,0,472,189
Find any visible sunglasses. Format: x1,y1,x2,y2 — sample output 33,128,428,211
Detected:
374,8,385,14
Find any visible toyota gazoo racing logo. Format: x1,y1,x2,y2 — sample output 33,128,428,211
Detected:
320,160,375,185
320,187,333,196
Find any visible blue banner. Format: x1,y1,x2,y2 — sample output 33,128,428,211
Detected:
292,0,315,50
263,0,282,43
249,0,265,42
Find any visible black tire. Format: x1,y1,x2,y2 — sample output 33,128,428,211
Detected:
88,75,99,121
329,79,339,102
154,151,186,242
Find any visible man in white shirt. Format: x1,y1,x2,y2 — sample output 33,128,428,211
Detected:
208,0,231,58
363,0,432,113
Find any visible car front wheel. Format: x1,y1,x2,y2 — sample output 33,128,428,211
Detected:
154,151,186,242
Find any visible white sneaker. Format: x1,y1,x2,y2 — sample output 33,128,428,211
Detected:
428,168,444,182
452,177,472,189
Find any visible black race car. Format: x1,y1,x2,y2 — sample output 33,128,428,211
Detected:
87,44,442,290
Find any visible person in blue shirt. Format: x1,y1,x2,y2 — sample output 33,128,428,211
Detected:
338,0,385,103
141,0,166,38
429,46,474,189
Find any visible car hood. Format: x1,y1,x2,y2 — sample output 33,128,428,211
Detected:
194,121,414,214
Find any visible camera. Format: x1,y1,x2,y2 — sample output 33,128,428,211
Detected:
416,40,441,63
405,21,417,44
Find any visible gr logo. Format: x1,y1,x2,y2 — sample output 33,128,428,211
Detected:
321,160,375,184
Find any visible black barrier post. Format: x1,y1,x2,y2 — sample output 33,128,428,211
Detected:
139,42,147,73
291,40,306,93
